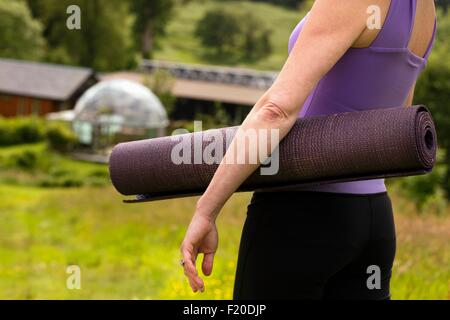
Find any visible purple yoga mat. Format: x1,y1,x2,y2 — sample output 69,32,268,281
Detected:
109,105,437,203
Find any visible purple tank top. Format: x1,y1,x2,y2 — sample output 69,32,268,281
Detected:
287,0,437,194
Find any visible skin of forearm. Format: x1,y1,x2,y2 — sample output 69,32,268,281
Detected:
195,47,332,220
195,93,306,221
194,0,371,220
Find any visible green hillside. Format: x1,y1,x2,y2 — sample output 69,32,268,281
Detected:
154,1,308,71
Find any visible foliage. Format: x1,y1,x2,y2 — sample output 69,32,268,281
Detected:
195,8,242,54
212,102,232,126
131,0,177,59
143,70,177,117
153,0,305,69
11,149,39,170
414,9,450,198
218,0,305,9
0,117,45,146
397,150,448,213
25,0,183,65
0,117,79,153
0,143,109,188
195,7,273,61
436,0,450,12
240,10,273,60
26,0,137,71
45,123,77,153
0,0,46,60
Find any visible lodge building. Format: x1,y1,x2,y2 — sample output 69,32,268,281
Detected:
0,58,98,117
0,58,277,124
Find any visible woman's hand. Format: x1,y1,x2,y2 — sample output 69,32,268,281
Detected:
180,209,218,293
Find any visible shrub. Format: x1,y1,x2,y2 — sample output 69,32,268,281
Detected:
398,150,447,212
0,118,16,145
87,177,108,187
46,123,77,153
61,177,83,188
49,168,71,178
144,71,176,117
15,118,45,143
0,117,45,146
413,8,450,199
38,176,84,188
12,150,38,170
88,169,109,178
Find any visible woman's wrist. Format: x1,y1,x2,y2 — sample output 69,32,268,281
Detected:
195,195,221,222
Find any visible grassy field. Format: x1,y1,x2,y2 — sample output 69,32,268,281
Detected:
154,0,306,71
0,146,448,299
0,143,109,188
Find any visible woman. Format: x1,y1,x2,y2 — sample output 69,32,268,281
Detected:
180,0,437,299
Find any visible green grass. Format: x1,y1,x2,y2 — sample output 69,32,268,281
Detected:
0,184,246,299
0,143,109,187
0,180,448,299
0,143,448,299
154,1,306,70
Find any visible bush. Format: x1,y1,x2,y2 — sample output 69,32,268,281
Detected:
12,150,38,170
87,177,108,187
49,168,71,178
61,177,83,187
413,8,450,198
38,176,83,188
398,150,448,212
88,169,109,178
15,118,45,143
0,119,15,145
143,70,176,117
0,117,45,146
46,123,77,153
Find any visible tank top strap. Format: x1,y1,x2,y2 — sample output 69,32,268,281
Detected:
371,0,417,49
423,17,437,60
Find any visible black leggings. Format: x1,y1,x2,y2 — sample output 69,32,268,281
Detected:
233,190,396,300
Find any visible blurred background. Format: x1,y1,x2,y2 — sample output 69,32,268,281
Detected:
0,0,448,299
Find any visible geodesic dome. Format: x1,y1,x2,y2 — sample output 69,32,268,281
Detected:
73,79,169,128
68,79,169,147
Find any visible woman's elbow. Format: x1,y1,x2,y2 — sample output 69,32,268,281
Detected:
255,101,293,125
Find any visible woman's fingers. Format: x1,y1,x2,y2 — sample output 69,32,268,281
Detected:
202,252,215,276
182,249,199,291
181,243,204,292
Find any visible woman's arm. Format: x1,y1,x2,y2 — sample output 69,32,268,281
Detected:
181,0,377,292
197,0,378,217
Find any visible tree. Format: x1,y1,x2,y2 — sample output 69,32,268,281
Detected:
131,0,176,59
144,69,176,117
240,11,272,60
195,8,272,61
218,0,306,9
413,9,450,198
195,8,241,55
0,0,46,60
436,0,450,12
26,0,136,71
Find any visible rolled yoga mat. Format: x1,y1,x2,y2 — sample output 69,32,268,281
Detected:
109,105,437,203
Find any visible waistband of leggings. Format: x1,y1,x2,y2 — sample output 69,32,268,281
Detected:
253,190,389,199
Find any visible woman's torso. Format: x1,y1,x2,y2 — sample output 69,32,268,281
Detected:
286,0,437,194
